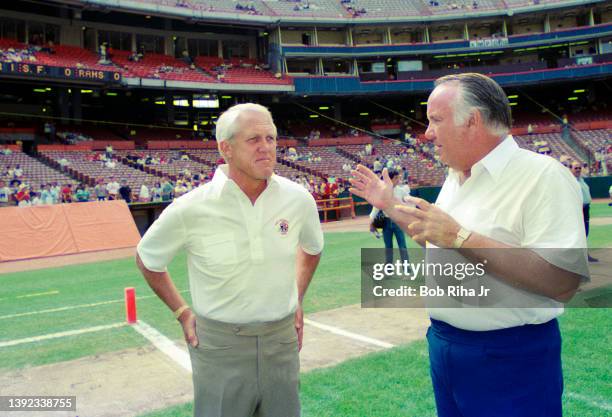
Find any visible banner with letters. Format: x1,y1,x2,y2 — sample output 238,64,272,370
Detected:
469,37,509,49
0,62,122,83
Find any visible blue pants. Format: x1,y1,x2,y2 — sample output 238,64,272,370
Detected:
427,318,563,417
382,218,408,263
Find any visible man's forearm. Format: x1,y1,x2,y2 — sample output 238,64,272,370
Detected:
296,249,322,303
459,233,581,302
136,253,189,312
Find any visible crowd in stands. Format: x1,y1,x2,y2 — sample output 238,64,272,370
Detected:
235,2,263,14
56,131,94,145
0,45,37,63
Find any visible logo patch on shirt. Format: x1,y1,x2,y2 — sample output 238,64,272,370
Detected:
276,219,289,236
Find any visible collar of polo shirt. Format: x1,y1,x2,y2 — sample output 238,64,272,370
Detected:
210,164,280,199
448,135,518,183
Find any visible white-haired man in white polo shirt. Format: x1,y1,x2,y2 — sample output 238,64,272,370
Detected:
136,103,324,417
351,73,589,417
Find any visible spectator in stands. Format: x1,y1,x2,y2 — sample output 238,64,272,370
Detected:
13,164,23,179
105,143,114,159
368,168,410,263
373,158,383,174
41,40,55,54
173,180,188,199
571,161,597,262
527,123,534,135
30,191,43,206
16,185,31,207
319,177,331,206
105,159,117,169
161,177,174,202
119,179,132,203
94,178,108,201
75,185,90,202
40,184,54,205
151,182,162,203
1,147,12,155
350,73,587,417
61,183,73,203
0,179,10,207
106,177,120,200
365,143,372,156
136,103,323,417
139,182,150,203
181,50,196,70
50,182,60,204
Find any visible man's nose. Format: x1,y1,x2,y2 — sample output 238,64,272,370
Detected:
424,125,435,142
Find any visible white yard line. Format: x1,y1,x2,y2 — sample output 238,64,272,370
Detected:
304,318,395,349
16,290,59,299
132,321,192,373
567,392,612,411
0,323,127,348
0,290,190,320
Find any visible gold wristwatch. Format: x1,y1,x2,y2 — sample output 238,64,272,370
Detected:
452,227,472,249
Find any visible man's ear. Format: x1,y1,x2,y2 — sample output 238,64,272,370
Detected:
219,140,232,160
468,109,481,130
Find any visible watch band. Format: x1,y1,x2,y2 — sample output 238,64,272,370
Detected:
452,227,472,249
173,305,190,320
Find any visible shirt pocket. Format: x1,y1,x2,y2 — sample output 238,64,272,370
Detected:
191,233,238,275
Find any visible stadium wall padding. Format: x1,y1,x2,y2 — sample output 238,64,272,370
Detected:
585,176,612,199
0,201,140,262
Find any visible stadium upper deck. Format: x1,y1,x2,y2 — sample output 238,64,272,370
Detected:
62,0,608,22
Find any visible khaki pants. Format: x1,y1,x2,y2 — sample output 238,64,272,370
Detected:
188,314,300,417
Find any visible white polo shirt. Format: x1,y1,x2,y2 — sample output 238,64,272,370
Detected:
428,136,589,331
137,165,324,324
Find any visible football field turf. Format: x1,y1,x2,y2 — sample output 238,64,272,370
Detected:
0,220,610,416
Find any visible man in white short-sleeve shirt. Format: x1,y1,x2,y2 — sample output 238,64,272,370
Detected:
137,103,323,417
350,73,588,417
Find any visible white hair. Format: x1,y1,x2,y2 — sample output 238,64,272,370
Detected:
437,78,510,138
215,103,274,143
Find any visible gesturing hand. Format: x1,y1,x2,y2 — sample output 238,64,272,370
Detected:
395,196,461,248
349,165,395,211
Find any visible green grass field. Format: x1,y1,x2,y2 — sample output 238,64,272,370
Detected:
591,201,612,218
0,220,610,417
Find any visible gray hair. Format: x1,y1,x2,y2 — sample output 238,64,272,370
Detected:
215,103,275,143
435,73,511,137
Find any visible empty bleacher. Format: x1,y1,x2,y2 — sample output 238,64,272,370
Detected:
338,142,447,187
514,133,585,165
117,150,214,181
0,151,78,191
112,50,217,82
280,147,357,180
34,44,125,73
40,150,160,198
